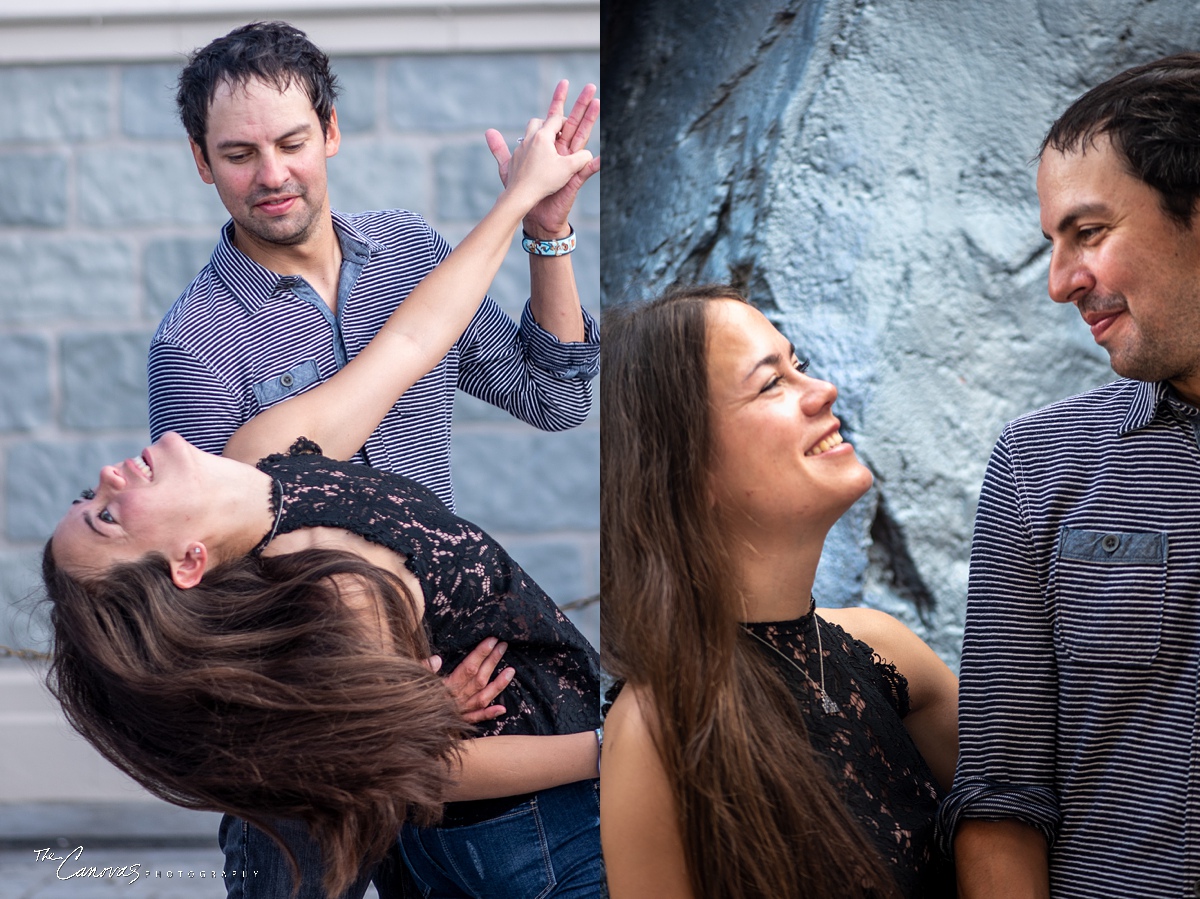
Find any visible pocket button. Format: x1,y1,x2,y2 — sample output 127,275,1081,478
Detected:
280,373,294,387
1101,534,1120,553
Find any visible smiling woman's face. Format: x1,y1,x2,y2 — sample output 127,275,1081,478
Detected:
704,299,873,533
51,432,234,579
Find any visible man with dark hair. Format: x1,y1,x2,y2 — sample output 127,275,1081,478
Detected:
150,20,600,899
941,54,1200,897
150,21,601,511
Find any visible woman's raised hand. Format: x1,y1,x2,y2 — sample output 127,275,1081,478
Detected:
485,85,599,219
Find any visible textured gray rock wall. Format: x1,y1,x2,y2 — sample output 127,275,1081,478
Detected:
0,51,600,652
602,0,1200,665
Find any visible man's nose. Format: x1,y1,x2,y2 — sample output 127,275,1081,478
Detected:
1047,247,1095,305
256,151,288,188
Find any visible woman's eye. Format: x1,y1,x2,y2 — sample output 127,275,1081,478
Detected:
761,375,783,393
80,488,95,500
794,357,811,374
98,508,116,525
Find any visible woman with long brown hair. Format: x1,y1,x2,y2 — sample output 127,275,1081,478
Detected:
600,286,958,898
43,114,603,899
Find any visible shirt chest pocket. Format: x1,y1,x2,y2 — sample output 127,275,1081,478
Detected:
252,359,321,407
1050,526,1168,668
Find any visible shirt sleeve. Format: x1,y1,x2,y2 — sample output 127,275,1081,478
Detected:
937,429,1062,852
404,220,596,432
147,339,245,454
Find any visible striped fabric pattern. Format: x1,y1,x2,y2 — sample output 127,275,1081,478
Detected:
148,210,599,511
941,378,1200,897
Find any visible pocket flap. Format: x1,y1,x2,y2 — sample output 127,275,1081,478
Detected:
252,359,320,407
1058,527,1167,565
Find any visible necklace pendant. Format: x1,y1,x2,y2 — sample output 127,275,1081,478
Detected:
819,691,840,715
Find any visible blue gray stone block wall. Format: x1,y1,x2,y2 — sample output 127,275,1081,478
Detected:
603,0,1200,666
0,50,600,652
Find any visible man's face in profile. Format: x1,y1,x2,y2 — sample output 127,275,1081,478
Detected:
1038,135,1200,400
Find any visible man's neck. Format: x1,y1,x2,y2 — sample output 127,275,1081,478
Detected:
232,212,343,313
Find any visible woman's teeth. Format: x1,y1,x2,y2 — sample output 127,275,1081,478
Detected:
807,432,844,457
133,457,153,479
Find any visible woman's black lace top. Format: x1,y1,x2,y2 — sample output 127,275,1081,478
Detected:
742,603,956,898
256,439,600,737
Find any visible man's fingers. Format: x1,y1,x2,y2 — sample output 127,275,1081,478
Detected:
546,79,569,120
560,85,598,149
448,636,500,687
472,664,515,708
461,703,507,725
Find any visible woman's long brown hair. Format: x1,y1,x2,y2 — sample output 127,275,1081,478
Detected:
600,286,899,898
43,544,467,898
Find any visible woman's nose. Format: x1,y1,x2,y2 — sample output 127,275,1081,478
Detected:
98,465,125,491
801,376,838,414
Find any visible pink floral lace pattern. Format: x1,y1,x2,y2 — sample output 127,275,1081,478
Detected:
257,439,600,737
742,603,955,898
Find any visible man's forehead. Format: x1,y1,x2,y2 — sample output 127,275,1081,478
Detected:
210,73,311,109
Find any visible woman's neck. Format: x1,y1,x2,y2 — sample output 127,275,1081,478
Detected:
730,532,825,623
213,464,279,561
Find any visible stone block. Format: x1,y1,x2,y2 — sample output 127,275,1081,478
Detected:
436,143,500,221
77,146,228,227
143,237,216,320
330,57,378,133
121,63,185,139
0,548,48,650
60,332,152,431
0,66,110,142
577,170,599,220
6,438,147,541
0,334,51,432
388,55,539,133
542,53,600,100
452,426,599,532
0,152,68,226
0,237,135,324
328,140,429,215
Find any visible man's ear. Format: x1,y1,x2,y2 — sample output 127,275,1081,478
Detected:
324,106,341,159
190,139,215,184
171,543,208,590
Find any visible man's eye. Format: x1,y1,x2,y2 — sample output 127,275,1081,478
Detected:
98,508,116,525
80,488,95,500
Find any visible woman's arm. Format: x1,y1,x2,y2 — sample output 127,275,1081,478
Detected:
446,730,598,801
221,114,594,465
601,686,694,899
819,607,959,791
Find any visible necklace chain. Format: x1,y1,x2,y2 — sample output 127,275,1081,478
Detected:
742,609,841,715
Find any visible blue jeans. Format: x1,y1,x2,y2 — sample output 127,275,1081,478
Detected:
219,780,603,898
398,780,604,898
219,814,412,899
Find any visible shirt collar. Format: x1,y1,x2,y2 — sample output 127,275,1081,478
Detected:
1119,379,1200,434
209,211,383,312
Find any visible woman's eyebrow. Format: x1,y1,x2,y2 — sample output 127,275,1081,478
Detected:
82,511,106,538
744,342,798,382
